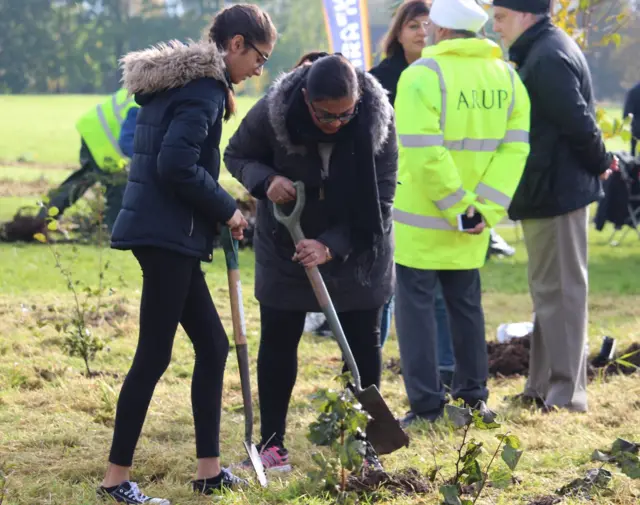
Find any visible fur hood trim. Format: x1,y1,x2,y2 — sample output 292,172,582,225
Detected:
121,40,227,95
265,66,394,156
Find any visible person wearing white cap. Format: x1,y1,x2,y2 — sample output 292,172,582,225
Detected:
393,0,531,426
492,0,619,413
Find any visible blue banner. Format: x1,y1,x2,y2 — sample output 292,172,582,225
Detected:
322,0,372,71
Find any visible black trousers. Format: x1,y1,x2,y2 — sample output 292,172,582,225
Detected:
395,265,488,417
257,305,382,448
108,247,229,466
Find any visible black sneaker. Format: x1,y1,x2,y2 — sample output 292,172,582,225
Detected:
97,481,169,504
192,468,248,494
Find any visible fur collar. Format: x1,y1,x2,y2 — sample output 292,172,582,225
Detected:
265,66,394,156
120,40,227,95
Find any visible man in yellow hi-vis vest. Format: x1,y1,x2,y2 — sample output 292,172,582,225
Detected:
393,0,531,426
37,89,138,231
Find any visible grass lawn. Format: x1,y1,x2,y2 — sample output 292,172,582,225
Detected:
0,95,638,505
0,95,258,167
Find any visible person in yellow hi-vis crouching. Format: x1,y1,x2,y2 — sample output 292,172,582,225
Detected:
393,0,531,427
37,88,138,232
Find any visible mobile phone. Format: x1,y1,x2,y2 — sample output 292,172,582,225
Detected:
457,212,483,231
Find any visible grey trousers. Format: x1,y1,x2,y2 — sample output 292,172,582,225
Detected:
395,265,489,417
521,206,589,412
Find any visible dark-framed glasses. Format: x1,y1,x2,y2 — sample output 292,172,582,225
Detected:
309,100,360,124
245,39,269,68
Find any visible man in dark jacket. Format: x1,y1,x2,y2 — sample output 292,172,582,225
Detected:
493,0,618,413
623,81,640,156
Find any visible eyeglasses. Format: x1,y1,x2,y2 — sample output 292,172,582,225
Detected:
245,39,269,68
309,100,360,124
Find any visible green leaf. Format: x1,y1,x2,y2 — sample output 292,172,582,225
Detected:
490,467,513,489
33,233,47,243
590,468,613,488
497,434,521,450
47,221,58,231
619,453,640,479
472,402,500,430
462,459,484,485
48,207,59,217
339,436,365,471
615,359,639,371
462,441,484,463
445,405,473,429
611,438,638,455
439,484,462,505
502,444,523,471
610,33,622,47
591,450,612,462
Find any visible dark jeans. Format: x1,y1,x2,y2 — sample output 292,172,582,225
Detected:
258,305,382,448
39,140,126,231
395,265,488,417
108,247,229,466
380,288,455,373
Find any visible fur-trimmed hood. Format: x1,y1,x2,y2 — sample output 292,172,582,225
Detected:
265,65,394,156
120,40,228,96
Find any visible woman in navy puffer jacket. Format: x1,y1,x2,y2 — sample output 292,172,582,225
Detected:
99,5,277,504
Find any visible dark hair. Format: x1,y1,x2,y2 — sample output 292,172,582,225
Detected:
381,0,430,57
207,3,277,120
306,55,359,102
450,29,478,39
294,51,329,69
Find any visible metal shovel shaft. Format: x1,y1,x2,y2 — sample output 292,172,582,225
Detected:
273,182,410,456
304,265,364,392
272,184,363,392
221,227,268,487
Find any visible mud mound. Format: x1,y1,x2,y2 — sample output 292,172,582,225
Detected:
527,496,562,505
0,207,45,243
601,343,640,375
387,338,638,381
488,336,531,377
346,468,431,498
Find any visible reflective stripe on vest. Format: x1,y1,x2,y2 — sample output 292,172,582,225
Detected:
94,92,134,160
399,130,529,151
96,104,125,159
393,208,455,230
112,93,135,122
475,182,511,208
406,58,526,152
436,186,465,211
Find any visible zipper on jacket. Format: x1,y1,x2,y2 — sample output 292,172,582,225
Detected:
189,211,194,237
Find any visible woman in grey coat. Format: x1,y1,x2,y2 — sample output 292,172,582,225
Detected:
224,54,397,471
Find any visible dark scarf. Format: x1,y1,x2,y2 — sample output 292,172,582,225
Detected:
283,69,383,285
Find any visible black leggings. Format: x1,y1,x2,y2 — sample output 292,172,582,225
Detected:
108,247,229,467
258,305,382,448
